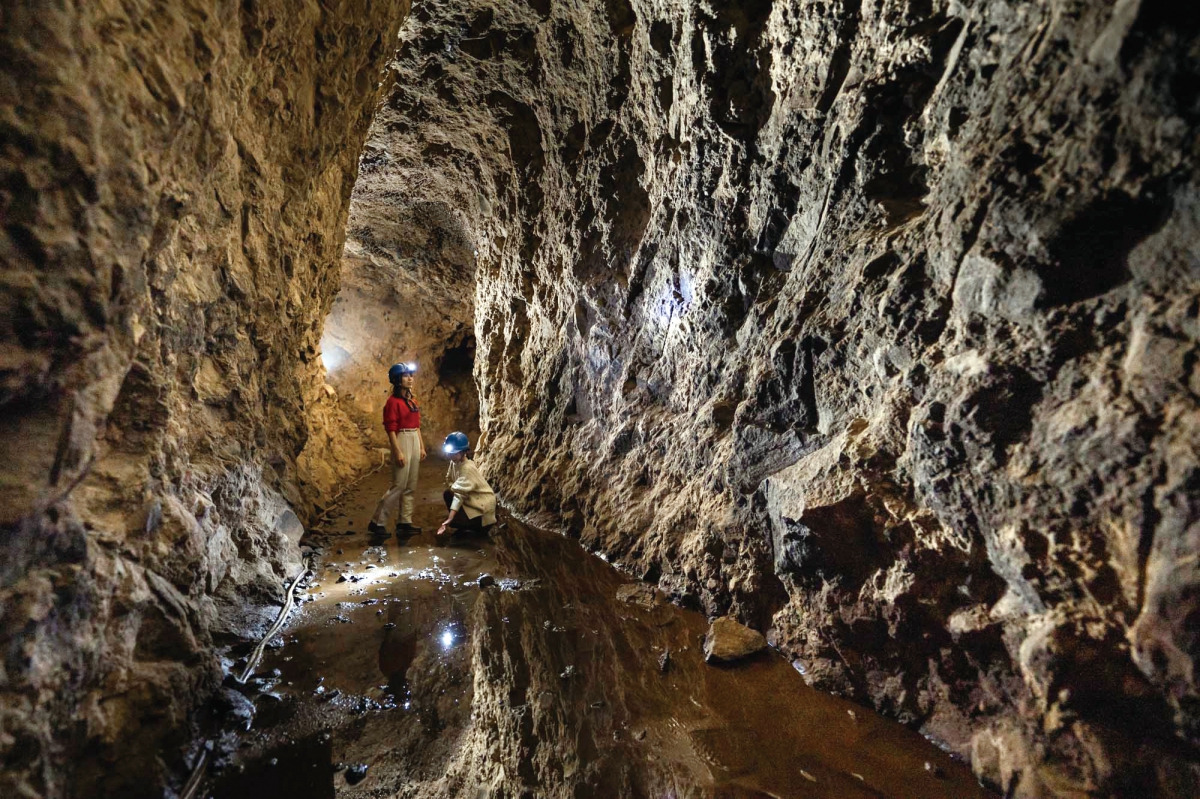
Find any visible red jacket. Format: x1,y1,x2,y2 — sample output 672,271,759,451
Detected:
383,395,420,432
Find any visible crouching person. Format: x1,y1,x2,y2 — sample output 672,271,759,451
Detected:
437,432,496,538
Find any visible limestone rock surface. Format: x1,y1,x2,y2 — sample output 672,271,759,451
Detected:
0,2,409,796
3,0,1199,797
364,0,1200,794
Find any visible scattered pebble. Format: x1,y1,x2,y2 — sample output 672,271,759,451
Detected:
478,573,496,588
560,665,576,679
924,761,945,778
383,622,396,629
800,769,816,782
658,651,671,674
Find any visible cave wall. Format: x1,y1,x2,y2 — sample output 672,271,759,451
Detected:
3,0,1197,795
328,54,501,453
374,0,1200,794
324,193,481,450
0,1,408,795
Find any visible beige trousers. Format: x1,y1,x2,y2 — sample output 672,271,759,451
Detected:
371,430,421,526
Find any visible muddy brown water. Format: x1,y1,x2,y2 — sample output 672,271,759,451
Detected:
206,465,993,798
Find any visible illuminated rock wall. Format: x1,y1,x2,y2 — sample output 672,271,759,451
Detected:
369,1,1200,793
0,2,408,795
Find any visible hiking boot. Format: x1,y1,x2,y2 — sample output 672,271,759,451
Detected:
366,521,387,536
395,522,422,536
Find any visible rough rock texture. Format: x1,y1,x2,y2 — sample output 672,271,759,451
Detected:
408,520,990,799
369,0,1200,794
0,2,408,796
324,79,486,450
4,0,1199,796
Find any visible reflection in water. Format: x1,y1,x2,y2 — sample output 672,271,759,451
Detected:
210,468,993,798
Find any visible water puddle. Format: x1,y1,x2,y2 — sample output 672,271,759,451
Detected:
206,467,993,798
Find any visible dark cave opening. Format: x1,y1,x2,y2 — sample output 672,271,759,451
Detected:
437,330,477,395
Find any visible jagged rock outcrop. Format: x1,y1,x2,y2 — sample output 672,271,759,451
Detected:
0,2,408,795
367,0,1200,794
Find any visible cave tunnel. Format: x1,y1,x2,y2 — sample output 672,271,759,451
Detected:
2,1,1199,797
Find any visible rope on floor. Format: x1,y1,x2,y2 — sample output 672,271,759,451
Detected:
236,555,311,684
179,741,209,799
231,460,381,684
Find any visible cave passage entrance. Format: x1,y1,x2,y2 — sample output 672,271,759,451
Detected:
317,191,482,461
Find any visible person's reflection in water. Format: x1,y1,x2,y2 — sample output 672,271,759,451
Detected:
377,591,470,728
378,600,420,706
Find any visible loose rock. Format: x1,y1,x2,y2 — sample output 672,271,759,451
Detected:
703,617,767,664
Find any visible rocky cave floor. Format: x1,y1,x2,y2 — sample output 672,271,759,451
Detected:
191,466,992,798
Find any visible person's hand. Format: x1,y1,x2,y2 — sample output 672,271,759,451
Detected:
420,447,427,461
436,522,449,537
393,450,405,467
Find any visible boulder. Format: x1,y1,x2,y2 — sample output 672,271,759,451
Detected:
703,617,767,664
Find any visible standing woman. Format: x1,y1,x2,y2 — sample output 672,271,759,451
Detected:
368,362,427,537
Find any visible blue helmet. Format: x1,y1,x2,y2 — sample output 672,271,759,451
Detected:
443,431,469,455
388,362,417,383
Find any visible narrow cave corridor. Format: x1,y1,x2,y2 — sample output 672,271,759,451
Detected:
2,1,1199,798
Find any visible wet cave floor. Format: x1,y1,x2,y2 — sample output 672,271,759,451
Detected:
205,464,992,798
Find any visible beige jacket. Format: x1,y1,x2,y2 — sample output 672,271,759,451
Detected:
446,458,497,526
